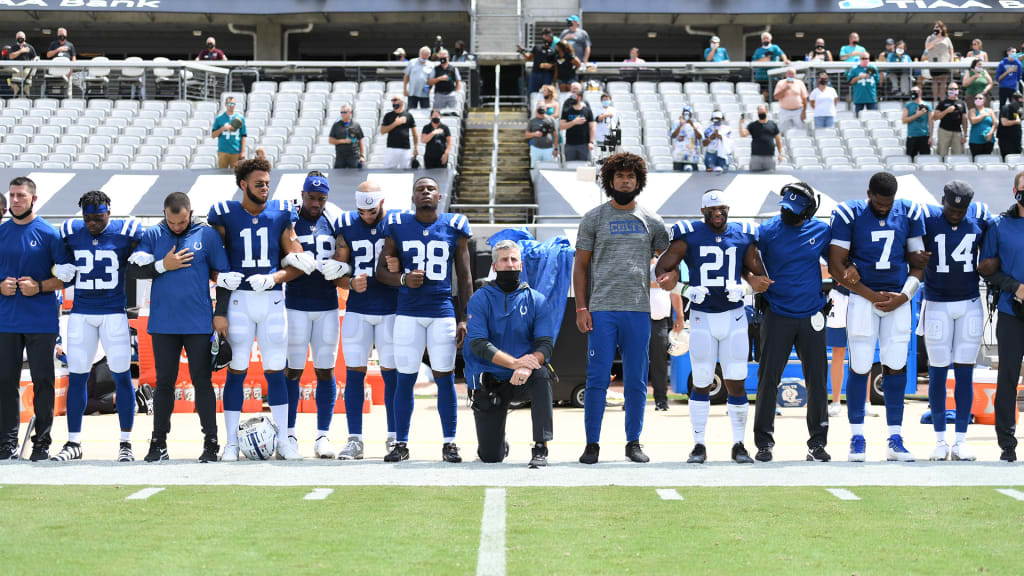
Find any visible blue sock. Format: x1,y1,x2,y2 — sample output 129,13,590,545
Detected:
690,392,710,402
113,370,134,432
435,372,457,440
727,395,747,406
285,376,300,430
846,371,868,425
395,372,417,443
265,371,287,406
67,372,89,434
382,369,398,435
928,365,950,432
583,386,608,444
882,372,906,427
315,377,336,432
953,364,974,434
223,371,246,412
344,369,366,435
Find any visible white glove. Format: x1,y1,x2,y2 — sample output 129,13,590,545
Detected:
725,284,746,303
247,274,277,292
51,263,77,283
683,285,709,304
282,251,317,275
127,252,155,267
320,259,352,281
216,271,245,291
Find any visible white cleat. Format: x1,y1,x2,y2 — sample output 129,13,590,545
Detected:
951,442,976,461
929,441,950,461
314,436,336,459
886,435,916,462
338,436,365,460
221,443,239,462
828,402,841,417
277,435,303,460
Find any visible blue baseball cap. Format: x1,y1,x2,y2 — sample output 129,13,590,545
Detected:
779,189,813,212
303,174,330,195
567,14,581,23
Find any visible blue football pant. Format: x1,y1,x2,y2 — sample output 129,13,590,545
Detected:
584,311,650,444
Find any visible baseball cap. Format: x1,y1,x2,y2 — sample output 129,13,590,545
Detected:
885,38,895,45
943,180,974,207
701,189,728,208
211,333,232,372
303,174,330,195
711,110,724,120
393,47,406,56
779,188,813,212
710,36,721,44
567,14,580,23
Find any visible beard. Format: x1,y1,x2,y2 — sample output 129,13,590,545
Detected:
245,187,266,206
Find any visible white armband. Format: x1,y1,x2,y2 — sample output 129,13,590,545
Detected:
907,236,925,253
155,260,167,275
901,276,920,300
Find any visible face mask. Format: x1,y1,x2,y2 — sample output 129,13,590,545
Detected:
762,41,770,47
815,46,824,51
393,102,402,110
896,48,905,55
207,43,214,49
58,35,66,41
948,90,959,98
1015,188,1024,207
611,190,638,206
975,66,982,71
494,269,520,292
11,203,33,221
440,58,448,64
572,91,581,99
758,113,767,120
601,100,611,107
431,117,441,125
819,79,828,85
933,29,941,35
910,91,921,99
16,38,24,44
780,208,804,226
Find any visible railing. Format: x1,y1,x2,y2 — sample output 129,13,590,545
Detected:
487,63,501,224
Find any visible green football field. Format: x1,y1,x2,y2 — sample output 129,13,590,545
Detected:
2,485,1022,575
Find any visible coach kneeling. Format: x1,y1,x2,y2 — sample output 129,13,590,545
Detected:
464,240,554,467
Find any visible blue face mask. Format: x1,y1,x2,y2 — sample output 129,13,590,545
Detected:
601,100,611,107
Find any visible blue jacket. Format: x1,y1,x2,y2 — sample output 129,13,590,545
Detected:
463,283,554,383
997,57,1022,89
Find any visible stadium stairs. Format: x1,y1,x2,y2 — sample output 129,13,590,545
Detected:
454,106,532,223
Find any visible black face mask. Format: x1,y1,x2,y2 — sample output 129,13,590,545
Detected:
494,269,520,292
1016,188,1024,206
762,41,770,47
758,113,767,120
439,57,448,64
611,190,638,206
11,203,33,221
207,43,214,49
16,38,24,44
58,35,66,41
910,91,921,100
392,102,402,110
431,117,441,125
780,207,804,226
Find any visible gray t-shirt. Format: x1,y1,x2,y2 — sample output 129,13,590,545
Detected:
404,58,434,99
576,202,670,312
560,27,591,61
527,116,555,148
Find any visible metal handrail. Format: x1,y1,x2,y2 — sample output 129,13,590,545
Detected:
487,63,501,224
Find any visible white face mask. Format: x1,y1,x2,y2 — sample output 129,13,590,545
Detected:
896,48,905,55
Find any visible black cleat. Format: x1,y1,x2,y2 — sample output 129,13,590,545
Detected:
0,444,18,460
117,442,135,462
144,440,168,463
626,441,650,463
199,439,219,463
384,442,410,462
29,444,49,462
442,442,462,463
807,445,832,462
687,443,707,464
1001,447,1017,462
579,442,600,464
529,443,548,468
755,446,773,462
655,400,669,411
732,442,754,464
51,442,82,462
504,440,510,460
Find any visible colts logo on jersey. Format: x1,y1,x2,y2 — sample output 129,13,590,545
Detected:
29,240,38,247
193,241,203,251
519,305,529,316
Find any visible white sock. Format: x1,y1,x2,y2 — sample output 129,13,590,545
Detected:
287,427,296,438
349,433,362,441
225,410,240,445
850,423,864,436
270,403,289,436
936,430,947,443
120,431,131,442
68,432,81,444
317,429,330,439
888,425,902,437
955,432,967,444
443,436,455,444
690,400,710,444
387,432,397,440
728,403,748,444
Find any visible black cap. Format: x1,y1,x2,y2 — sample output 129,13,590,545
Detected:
211,333,232,372
943,179,974,208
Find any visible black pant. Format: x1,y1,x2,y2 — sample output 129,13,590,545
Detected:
472,366,554,463
408,96,430,109
334,155,360,169
0,332,57,450
753,308,829,449
151,333,217,442
424,155,446,169
648,317,670,403
906,135,930,159
1000,133,1022,158
995,312,1024,451
969,141,995,158
999,86,1016,109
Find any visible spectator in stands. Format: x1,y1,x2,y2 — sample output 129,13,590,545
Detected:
45,27,76,60
560,15,591,66
563,82,589,111
876,38,896,62
996,47,1021,108
560,92,594,162
902,87,933,159
526,104,558,167
403,46,434,109
808,72,839,128
963,58,993,104
539,85,560,120
839,32,870,63
554,40,581,93
671,105,703,171
924,21,954,102
196,37,226,61
705,36,730,62
740,106,782,172
966,38,988,62
594,93,617,148
623,47,646,65
254,148,267,162
6,31,37,97
934,82,968,158
393,47,408,62
752,32,789,100
968,94,997,159
805,38,833,63
886,40,914,97
212,97,246,170
998,91,1023,159
847,55,879,115
774,67,808,134
519,28,556,94
702,110,734,172
421,109,453,169
380,96,417,169
428,49,461,110
452,40,470,62
329,105,365,169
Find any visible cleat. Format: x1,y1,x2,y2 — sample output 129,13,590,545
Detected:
442,442,462,463
221,443,239,462
337,436,364,461
579,442,600,465
828,402,841,417
929,441,950,461
732,442,754,464
144,441,168,463
951,442,976,462
625,441,650,463
1000,447,1017,462
51,442,82,462
29,444,49,462
528,443,548,468
886,434,915,462
687,443,707,464
384,442,409,462
314,436,337,459
117,442,135,462
807,445,831,462
865,403,880,418
504,440,509,460
655,400,669,411
848,435,866,462
385,437,397,454
198,440,219,463
755,446,773,462
276,435,303,460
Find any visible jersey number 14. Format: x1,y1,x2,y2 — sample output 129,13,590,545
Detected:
934,233,976,273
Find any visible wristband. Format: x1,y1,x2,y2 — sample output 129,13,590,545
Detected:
576,307,588,312
155,260,167,275
900,276,920,300
400,273,407,287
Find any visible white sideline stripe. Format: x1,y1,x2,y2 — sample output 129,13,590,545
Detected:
125,487,164,500
656,488,683,500
827,488,860,501
996,489,1024,501
304,488,333,500
476,488,506,576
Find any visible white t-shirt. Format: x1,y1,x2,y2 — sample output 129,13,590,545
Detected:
809,86,838,118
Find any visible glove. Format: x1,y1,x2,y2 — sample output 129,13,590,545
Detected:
51,263,77,283
282,251,316,275
726,284,746,303
320,259,352,281
247,274,277,292
127,252,155,266
683,285,709,304
216,271,245,291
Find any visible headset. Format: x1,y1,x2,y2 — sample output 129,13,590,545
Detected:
780,181,820,220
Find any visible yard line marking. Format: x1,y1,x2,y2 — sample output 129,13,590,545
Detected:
125,487,164,500
476,488,506,576
996,489,1024,501
304,488,333,501
826,488,861,501
656,488,683,500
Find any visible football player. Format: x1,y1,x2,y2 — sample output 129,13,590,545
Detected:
375,176,472,462
325,180,400,460
656,190,759,464
52,190,143,462
828,172,928,462
207,158,317,461
921,181,990,461
282,172,340,459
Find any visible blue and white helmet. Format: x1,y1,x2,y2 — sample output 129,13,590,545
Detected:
238,415,278,460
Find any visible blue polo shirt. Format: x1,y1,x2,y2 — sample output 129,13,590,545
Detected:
212,112,247,154
463,283,553,382
704,46,729,62
981,209,1024,316
752,44,785,80
905,101,932,138
0,217,71,334
756,215,831,318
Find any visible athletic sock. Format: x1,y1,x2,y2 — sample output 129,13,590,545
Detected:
395,372,417,443
120,431,131,442
689,393,710,444
67,372,89,435
882,372,906,427
224,411,240,446
285,375,300,432
223,371,246,446
888,425,902,437
936,430,947,443
315,377,337,434
112,370,135,433
68,432,81,444
850,423,864,436
727,395,748,444
435,372,457,440
927,365,950,433
953,364,974,435
265,371,288,433
845,371,868,425
344,369,367,435
382,369,398,435
955,432,967,444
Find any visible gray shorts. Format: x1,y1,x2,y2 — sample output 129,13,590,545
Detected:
564,144,591,162
433,93,459,110
748,155,776,172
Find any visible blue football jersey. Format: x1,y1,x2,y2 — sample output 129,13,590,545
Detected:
285,213,339,312
670,219,757,313
337,209,398,316
981,211,1024,316
830,198,926,292
206,199,298,292
61,218,143,315
922,202,990,302
757,216,831,318
388,211,471,318
0,218,71,334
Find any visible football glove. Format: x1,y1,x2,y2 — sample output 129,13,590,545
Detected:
725,284,745,302
247,274,277,292
320,259,351,281
215,271,245,291
51,263,77,283
127,252,155,267
282,251,316,275
682,285,709,304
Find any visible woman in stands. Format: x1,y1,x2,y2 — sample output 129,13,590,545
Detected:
924,21,954,101
554,40,581,94
962,58,993,105
967,92,998,159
